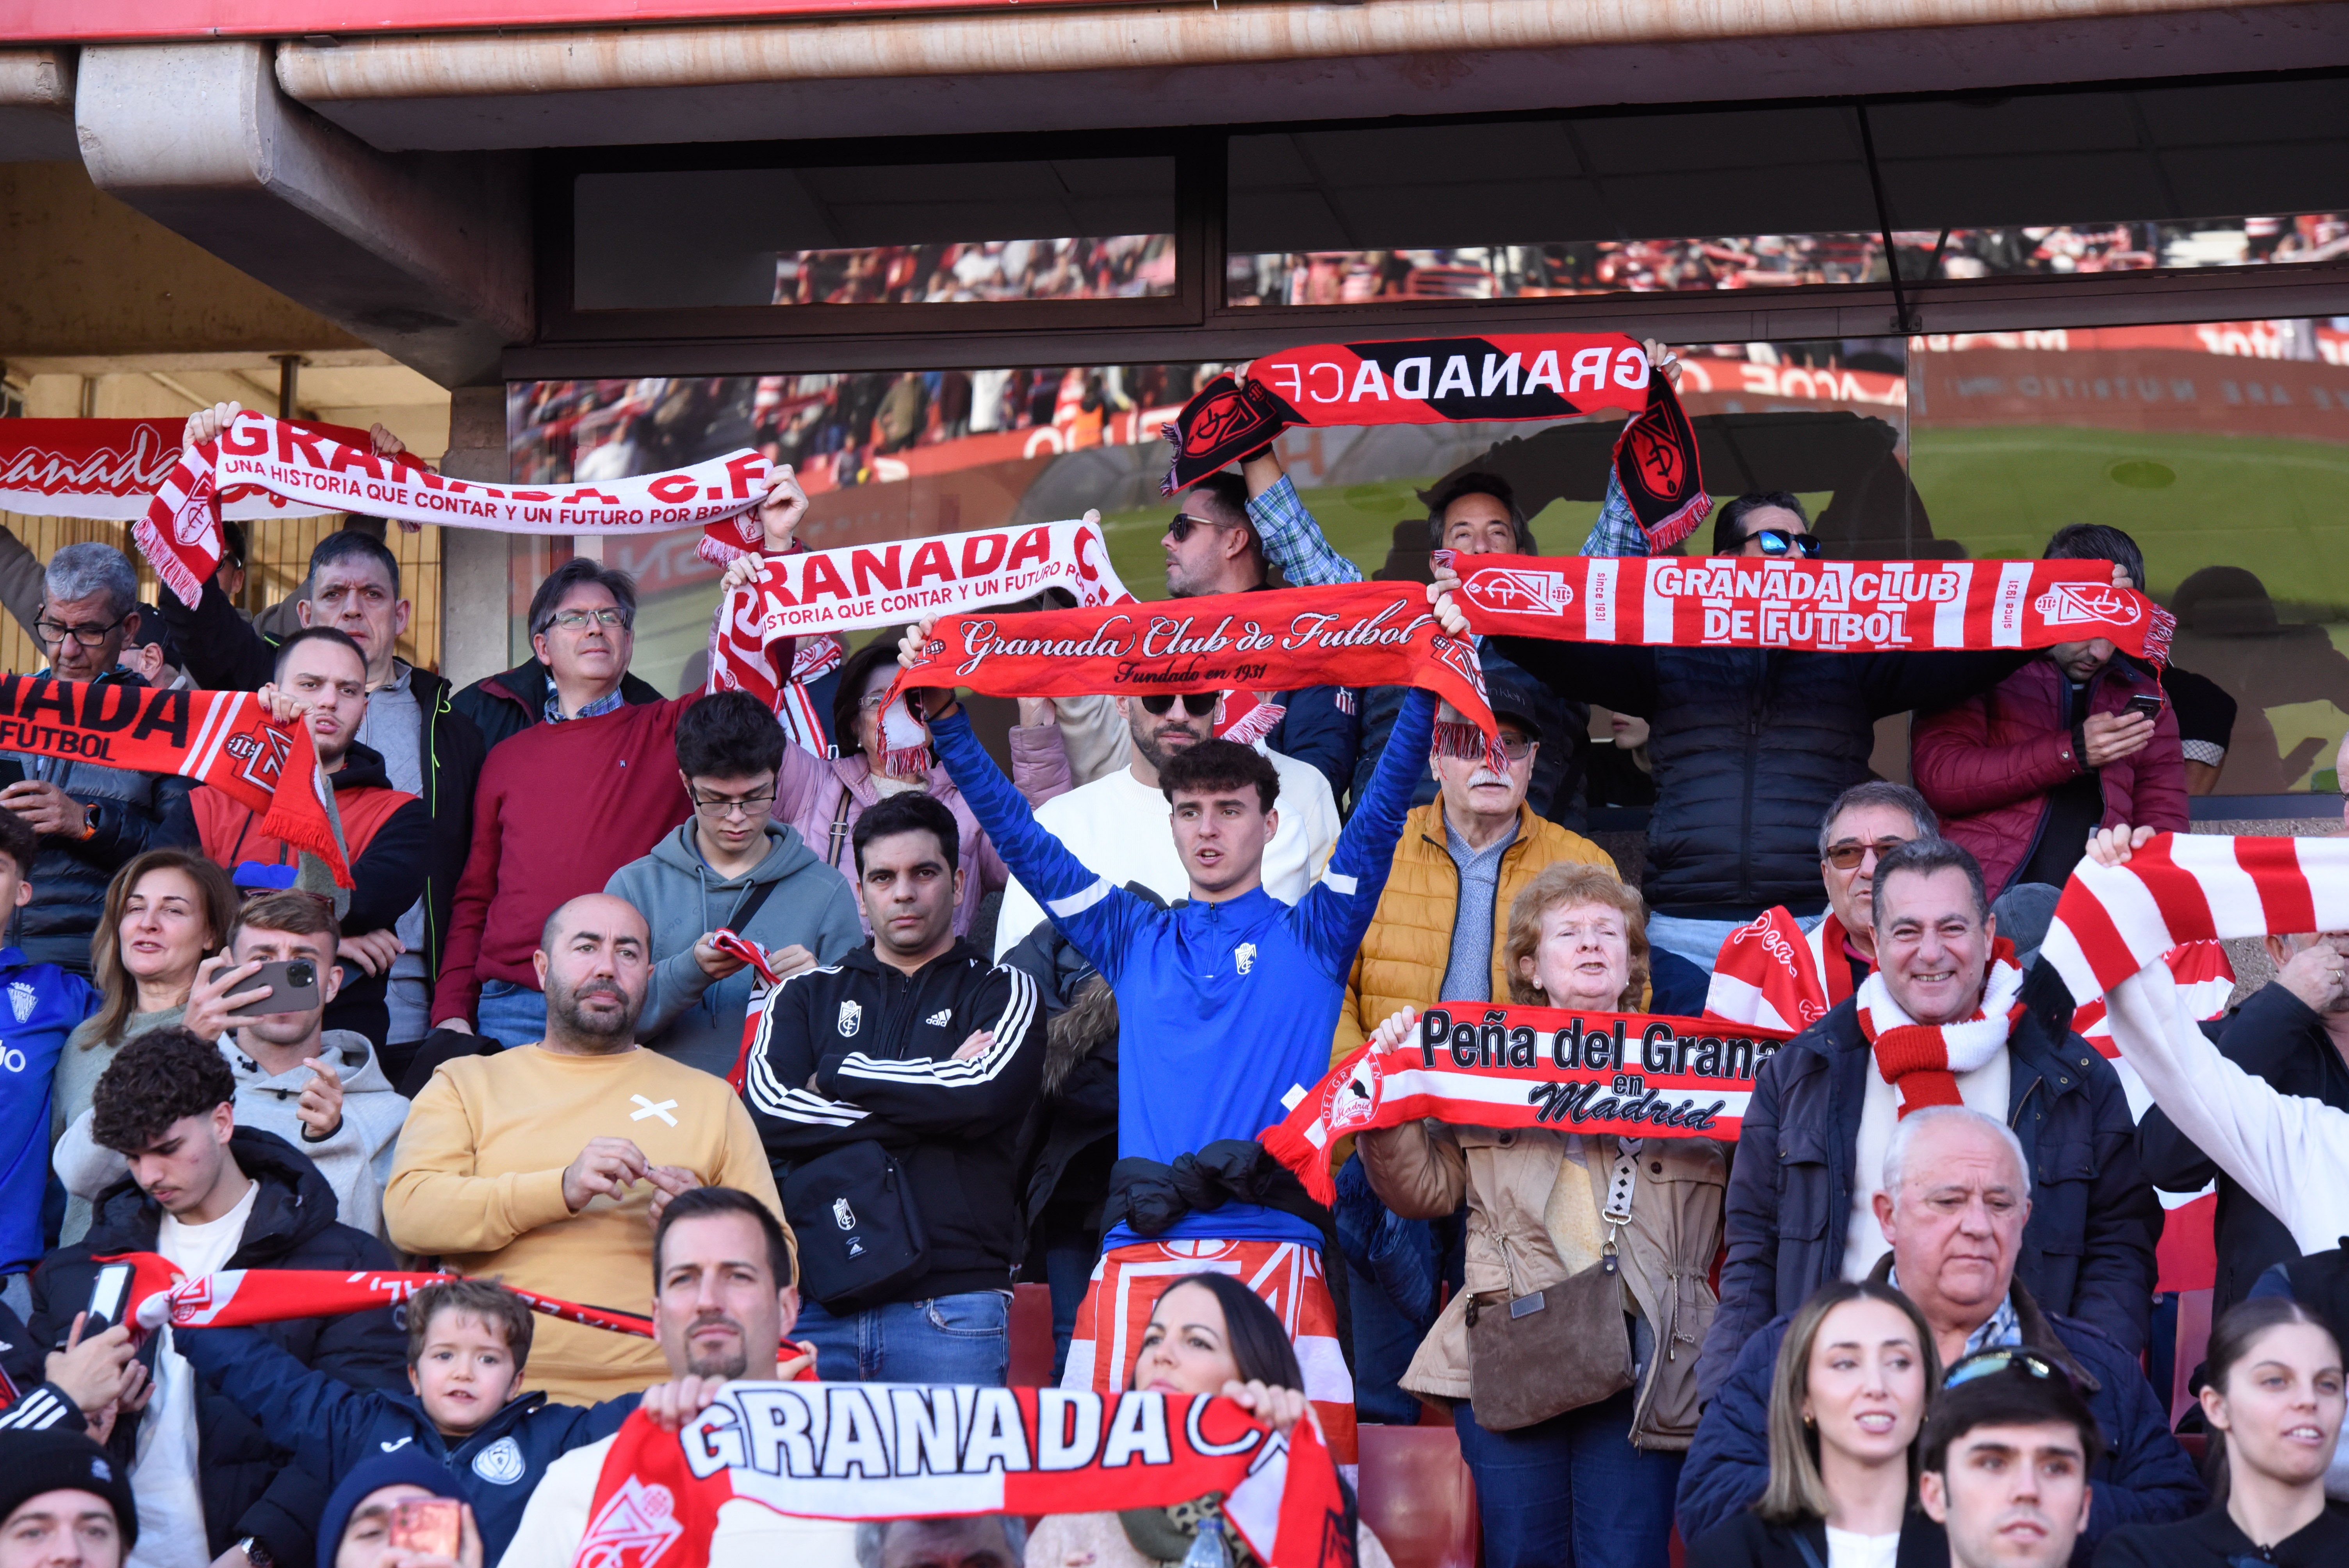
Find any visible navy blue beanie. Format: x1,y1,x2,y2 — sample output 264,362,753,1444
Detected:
314,1454,464,1568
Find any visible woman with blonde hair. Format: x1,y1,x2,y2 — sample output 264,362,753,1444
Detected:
1355,860,1723,1568
52,849,235,1241
1687,1279,1943,1567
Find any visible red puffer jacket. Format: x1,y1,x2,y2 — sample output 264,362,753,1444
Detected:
1911,655,2189,896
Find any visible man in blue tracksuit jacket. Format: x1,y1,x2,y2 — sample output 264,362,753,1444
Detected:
919,628,1436,1454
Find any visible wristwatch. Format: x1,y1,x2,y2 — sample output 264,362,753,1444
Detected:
239,1537,274,1568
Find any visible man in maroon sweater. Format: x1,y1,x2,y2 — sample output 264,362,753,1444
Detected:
431,475,806,1046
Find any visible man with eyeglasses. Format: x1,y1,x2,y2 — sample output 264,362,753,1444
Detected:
0,542,198,975
606,690,863,1077
1705,780,1940,1027
1697,837,2158,1406
992,684,1339,962
431,478,810,1049
1679,1104,2199,1556
1032,471,1358,802
166,403,492,1062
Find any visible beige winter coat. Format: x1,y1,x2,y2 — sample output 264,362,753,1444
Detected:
1356,1119,1725,1449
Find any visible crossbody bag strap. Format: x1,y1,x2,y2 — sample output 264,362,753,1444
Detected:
1603,1136,1642,1253
824,786,853,868
727,877,781,935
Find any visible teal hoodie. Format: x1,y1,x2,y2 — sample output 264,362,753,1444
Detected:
605,820,864,1077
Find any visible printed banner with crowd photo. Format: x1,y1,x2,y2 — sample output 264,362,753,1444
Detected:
0,417,414,522
886,581,1504,769
1165,332,1711,549
581,1383,1349,1568
0,672,348,884
1264,1003,1793,1203
708,518,1136,715
134,410,778,607
1446,553,2175,664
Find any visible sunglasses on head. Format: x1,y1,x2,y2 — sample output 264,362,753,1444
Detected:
1822,836,1909,871
1165,513,1227,543
1140,693,1219,717
1943,1348,2078,1393
1736,527,1825,559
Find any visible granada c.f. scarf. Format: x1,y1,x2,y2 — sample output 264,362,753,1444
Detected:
0,674,348,886
887,581,1505,775
1261,1002,1790,1205
105,1250,657,1338
1163,332,1711,552
576,1383,1350,1568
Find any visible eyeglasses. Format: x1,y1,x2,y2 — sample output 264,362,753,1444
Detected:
1140,693,1219,716
1735,528,1825,559
1943,1348,2077,1393
1823,836,1910,871
1493,732,1536,761
545,608,628,633
1165,514,1230,543
690,789,777,821
35,614,128,648
856,690,897,713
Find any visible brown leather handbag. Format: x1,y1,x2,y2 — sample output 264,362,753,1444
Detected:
1463,1146,1640,1431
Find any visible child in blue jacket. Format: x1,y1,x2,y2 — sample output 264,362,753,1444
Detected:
178,1277,638,1561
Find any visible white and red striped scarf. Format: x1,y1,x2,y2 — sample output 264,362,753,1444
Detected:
1261,1002,1789,1205
578,1384,1349,1568
1854,940,2027,1117
1705,907,1859,1031
138,412,771,609
105,1251,657,1338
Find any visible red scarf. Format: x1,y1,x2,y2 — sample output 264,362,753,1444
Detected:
886,581,1504,774
1164,333,1711,550
1261,1003,1789,1205
577,1384,1349,1568
0,675,347,886
138,412,770,608
103,1251,656,1338
1853,940,2027,1116
1704,907,1859,1032
1448,554,2174,664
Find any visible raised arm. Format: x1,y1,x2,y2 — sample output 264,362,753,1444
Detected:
1240,449,1362,587
1294,686,1435,973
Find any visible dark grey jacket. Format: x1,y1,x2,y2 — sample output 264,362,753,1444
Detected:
1698,991,2161,1400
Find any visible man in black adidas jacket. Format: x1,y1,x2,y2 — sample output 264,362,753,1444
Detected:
738,790,1041,1386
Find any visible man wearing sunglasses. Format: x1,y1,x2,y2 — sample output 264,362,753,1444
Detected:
0,542,199,975
993,682,1340,962
1680,1103,2200,1555
1033,472,1357,804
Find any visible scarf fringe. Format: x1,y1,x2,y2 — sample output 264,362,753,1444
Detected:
1639,490,1713,552
1431,718,1503,771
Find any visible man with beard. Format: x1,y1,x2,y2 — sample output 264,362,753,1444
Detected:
385,894,784,1404
494,1187,853,1568
992,686,1338,960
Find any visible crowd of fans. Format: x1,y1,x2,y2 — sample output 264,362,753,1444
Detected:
4,358,2349,1568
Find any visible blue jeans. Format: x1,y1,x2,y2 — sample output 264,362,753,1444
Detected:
1645,911,1821,975
1453,1388,1682,1568
795,1290,1011,1384
475,979,547,1048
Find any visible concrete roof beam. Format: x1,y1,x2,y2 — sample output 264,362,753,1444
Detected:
75,40,529,388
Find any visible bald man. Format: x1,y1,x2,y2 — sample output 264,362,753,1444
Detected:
385,894,787,1402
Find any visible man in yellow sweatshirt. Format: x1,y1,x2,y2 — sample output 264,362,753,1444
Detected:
385,893,788,1403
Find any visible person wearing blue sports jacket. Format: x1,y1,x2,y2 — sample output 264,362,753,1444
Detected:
904,614,1440,1469
0,803,98,1315
176,1278,637,1563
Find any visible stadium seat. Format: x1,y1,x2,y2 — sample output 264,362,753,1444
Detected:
1357,1424,1479,1568
1009,1281,1056,1388
2171,1287,2213,1427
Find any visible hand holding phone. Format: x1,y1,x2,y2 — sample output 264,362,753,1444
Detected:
387,1501,463,1561
220,958,322,1025
2123,693,2164,722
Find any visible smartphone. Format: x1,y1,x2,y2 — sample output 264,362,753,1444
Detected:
220,958,321,1024
84,1262,134,1337
0,758,23,792
387,1500,462,1559
2123,693,2164,721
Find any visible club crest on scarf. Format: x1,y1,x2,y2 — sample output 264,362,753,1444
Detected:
577,1477,683,1568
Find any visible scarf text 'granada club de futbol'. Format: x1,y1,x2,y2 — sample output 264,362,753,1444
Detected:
0,673,348,885
1445,554,2174,663
576,1383,1352,1568
884,581,1506,776
0,417,417,522
136,412,777,608
1262,1003,1792,1206
1163,332,1712,551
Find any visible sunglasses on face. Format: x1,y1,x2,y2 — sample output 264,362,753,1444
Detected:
1823,836,1909,871
1943,1348,2077,1393
1140,693,1219,717
1737,528,1825,559
1165,514,1227,543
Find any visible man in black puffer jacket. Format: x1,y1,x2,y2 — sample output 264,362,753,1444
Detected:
1491,490,2058,974
29,1029,405,1568
738,791,1043,1386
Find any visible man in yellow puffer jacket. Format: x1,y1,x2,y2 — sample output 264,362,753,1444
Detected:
1332,682,1618,1064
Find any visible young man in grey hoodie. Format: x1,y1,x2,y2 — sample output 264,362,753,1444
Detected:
53,891,408,1239
606,690,863,1078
